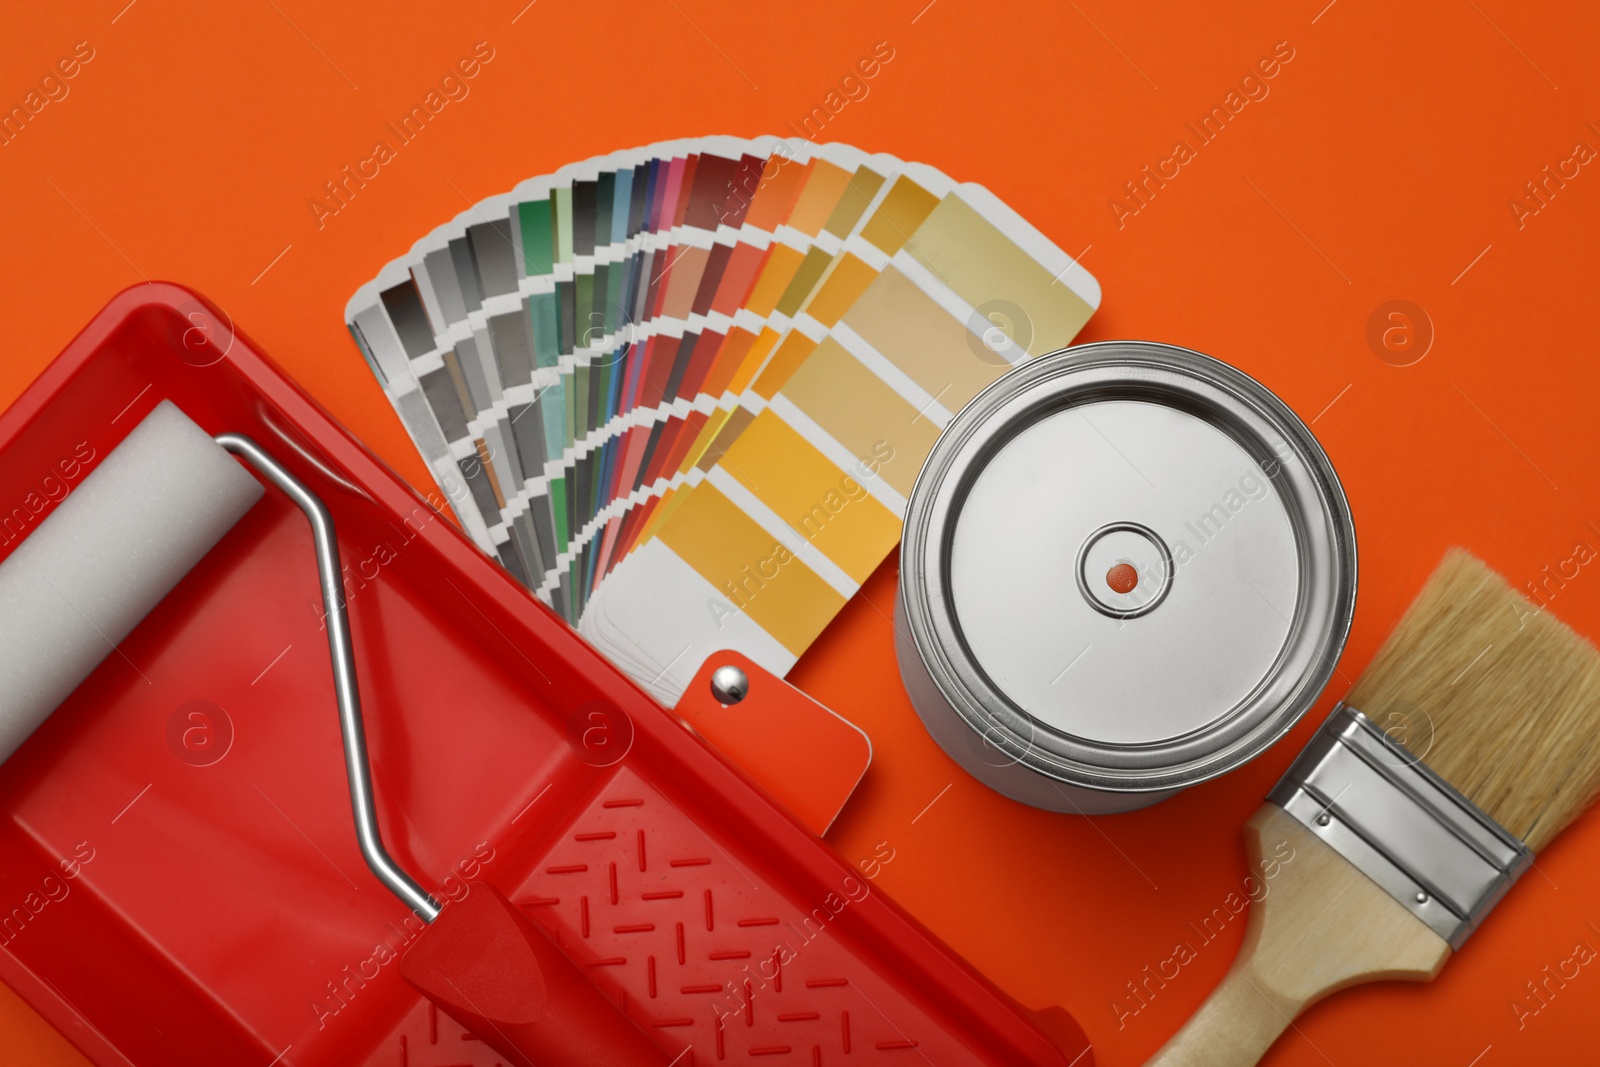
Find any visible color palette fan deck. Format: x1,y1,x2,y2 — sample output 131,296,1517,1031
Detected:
346,136,1100,702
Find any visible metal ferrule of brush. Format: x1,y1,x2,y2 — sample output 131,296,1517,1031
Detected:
1267,704,1533,950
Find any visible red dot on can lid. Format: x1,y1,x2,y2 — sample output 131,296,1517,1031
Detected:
1106,563,1138,595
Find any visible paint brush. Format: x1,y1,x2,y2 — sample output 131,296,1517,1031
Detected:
1148,548,1600,1066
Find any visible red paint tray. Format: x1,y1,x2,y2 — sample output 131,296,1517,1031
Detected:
0,285,1086,1066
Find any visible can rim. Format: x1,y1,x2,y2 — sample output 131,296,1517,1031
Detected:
898,341,1357,796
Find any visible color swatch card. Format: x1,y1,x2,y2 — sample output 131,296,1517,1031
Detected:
346,137,1100,703
547,151,941,617
350,138,900,612
539,144,920,617
353,138,778,584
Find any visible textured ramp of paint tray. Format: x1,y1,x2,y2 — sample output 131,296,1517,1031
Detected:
356,1001,500,1067
538,767,968,1061
357,766,978,1065
356,766,979,1066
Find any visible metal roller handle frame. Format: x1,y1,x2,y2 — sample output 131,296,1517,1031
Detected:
218,434,671,1067
216,433,442,922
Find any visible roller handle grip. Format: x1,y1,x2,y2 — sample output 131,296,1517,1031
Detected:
400,881,669,1067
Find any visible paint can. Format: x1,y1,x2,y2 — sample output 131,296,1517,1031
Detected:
896,342,1356,814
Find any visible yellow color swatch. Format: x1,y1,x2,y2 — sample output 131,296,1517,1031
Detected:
903,193,1095,355
726,327,779,396
721,409,902,584
841,265,1004,411
778,339,940,499
697,406,755,472
752,332,818,400
806,253,879,328
682,408,733,475
775,247,835,318
657,482,845,655
823,166,887,238
859,176,940,255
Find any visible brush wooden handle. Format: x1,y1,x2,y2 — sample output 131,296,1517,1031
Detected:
1146,804,1452,1067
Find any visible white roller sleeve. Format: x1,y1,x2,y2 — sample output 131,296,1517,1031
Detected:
0,400,263,764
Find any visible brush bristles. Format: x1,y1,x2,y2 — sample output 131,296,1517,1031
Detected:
1345,549,1600,852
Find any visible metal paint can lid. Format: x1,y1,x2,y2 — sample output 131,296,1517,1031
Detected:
899,342,1356,801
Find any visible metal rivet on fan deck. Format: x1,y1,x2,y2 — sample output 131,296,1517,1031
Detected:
895,342,1357,815
710,665,749,706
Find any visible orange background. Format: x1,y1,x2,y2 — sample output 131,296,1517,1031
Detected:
3,1,1599,1064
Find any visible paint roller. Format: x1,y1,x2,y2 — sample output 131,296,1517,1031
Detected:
0,400,666,1067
